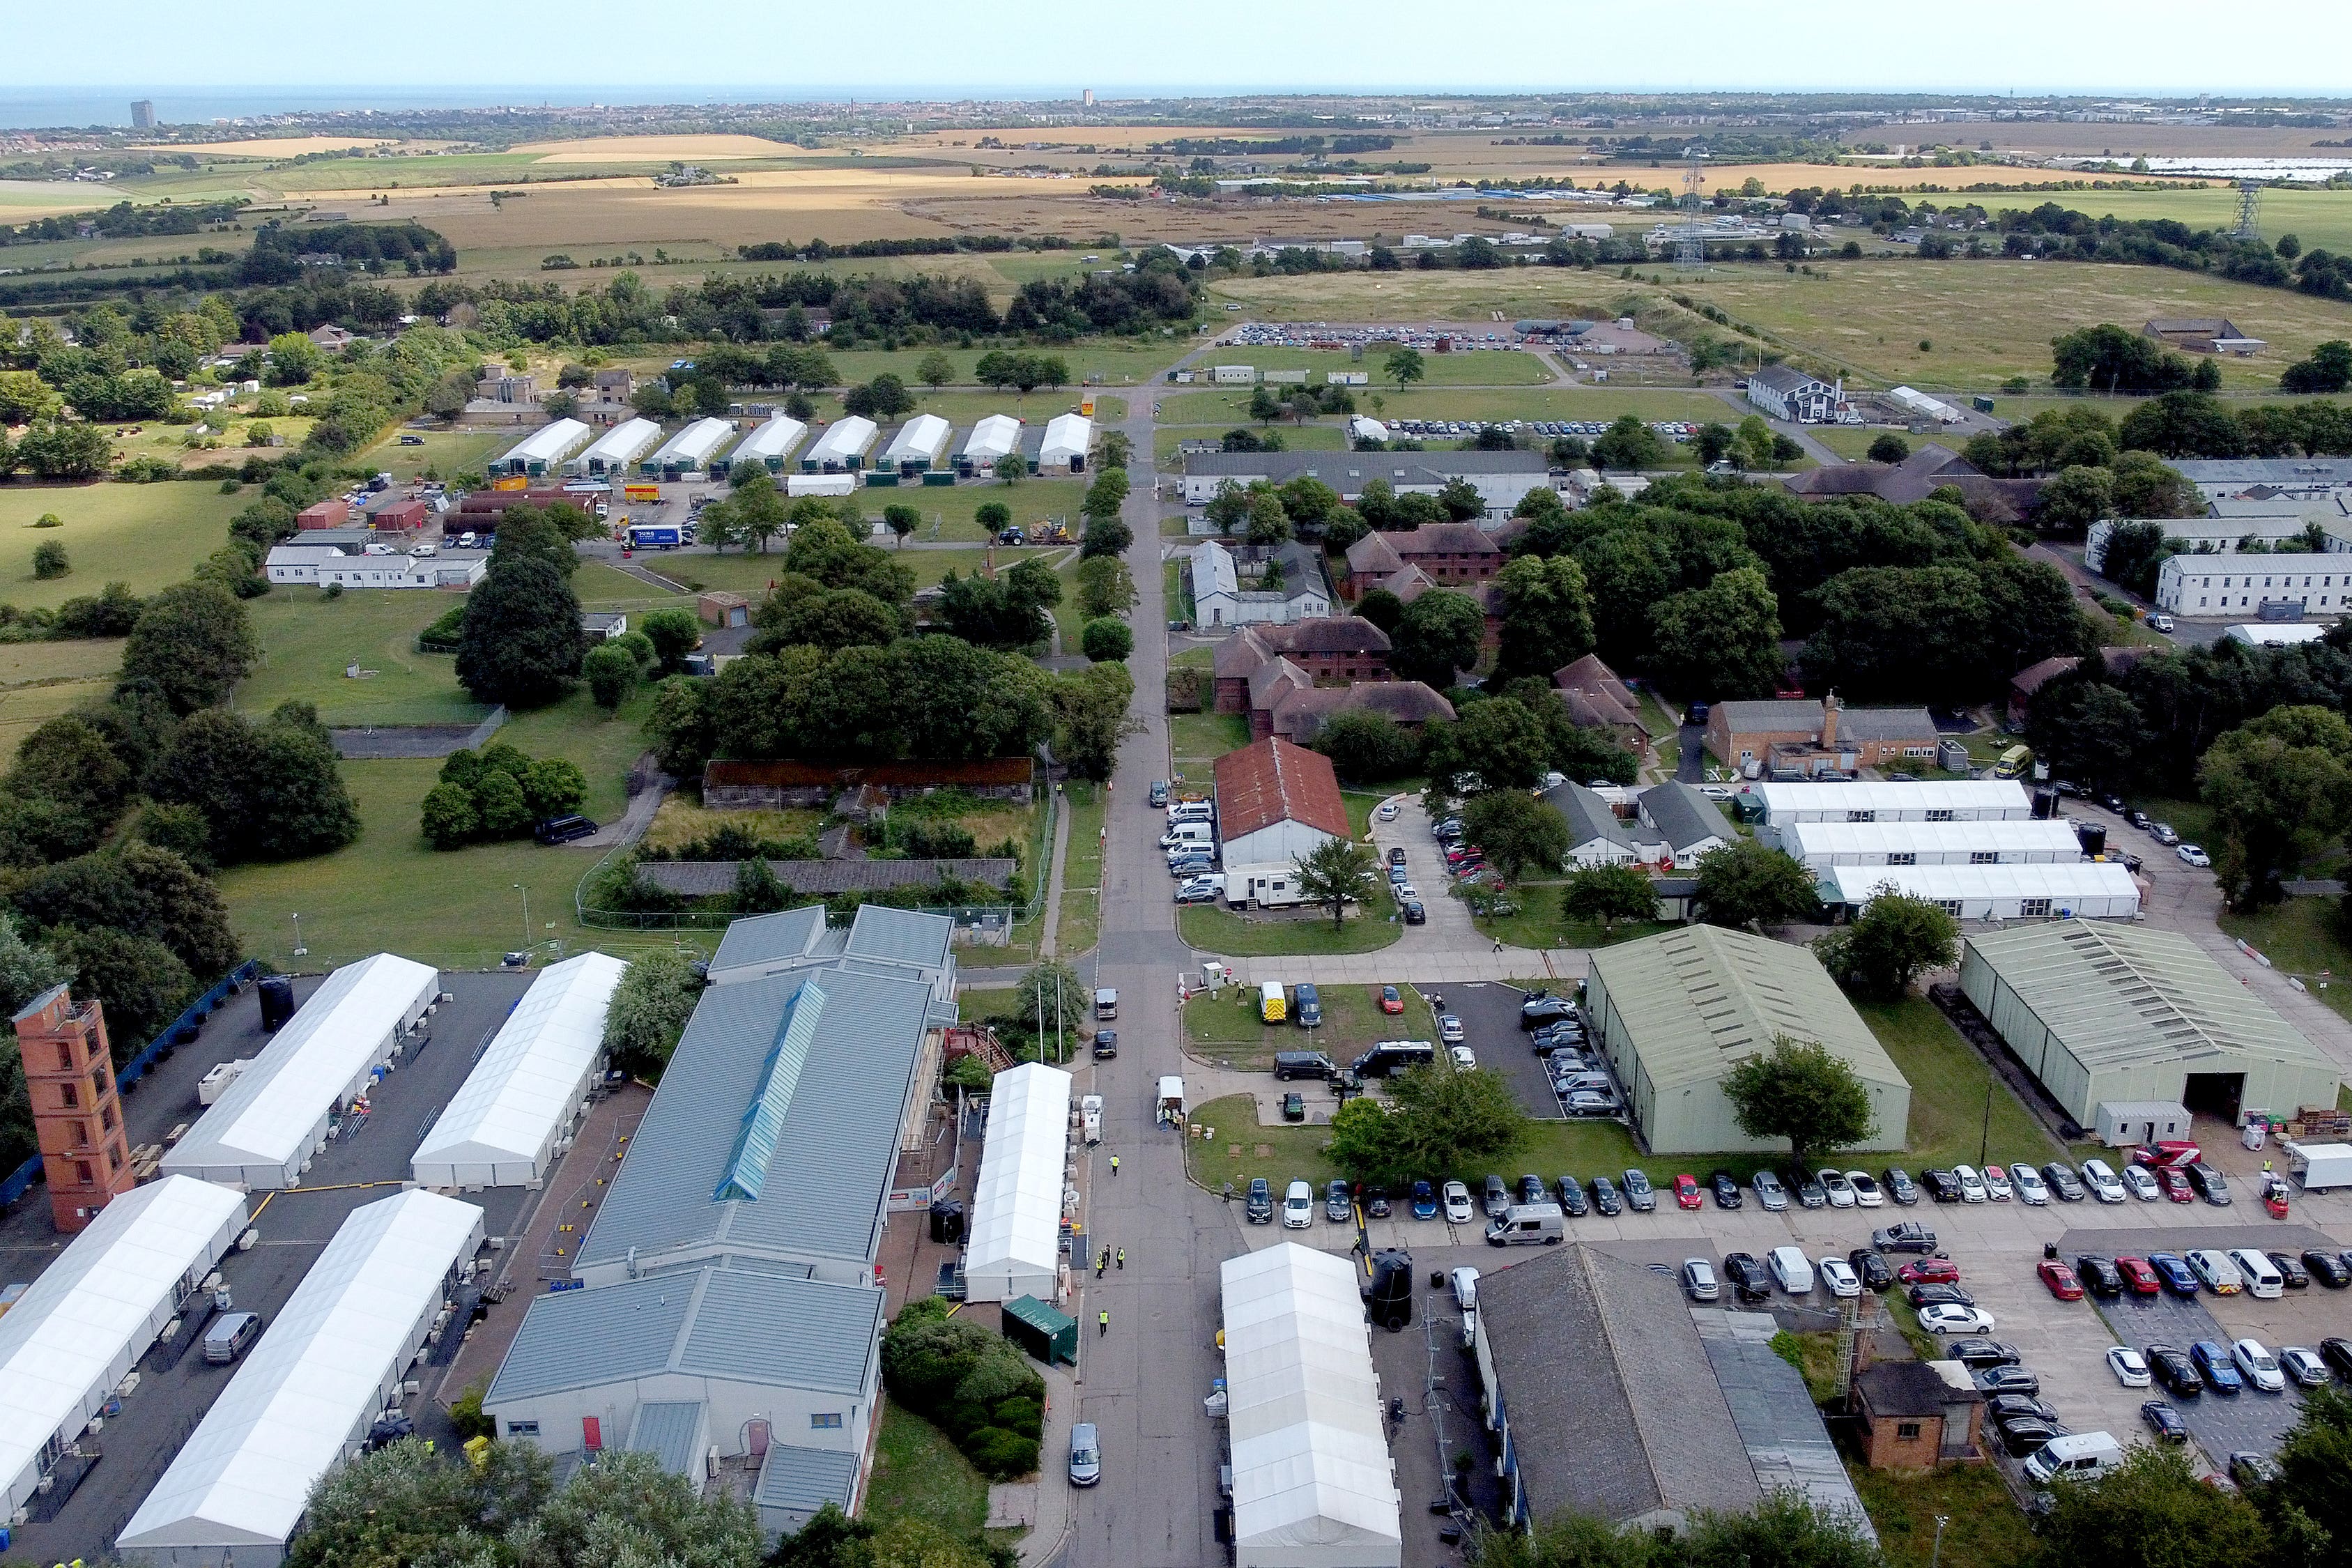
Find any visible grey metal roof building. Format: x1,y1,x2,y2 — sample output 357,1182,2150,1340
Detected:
1539,782,1659,868
1959,922,2339,1131
1636,782,1735,866
705,903,956,1004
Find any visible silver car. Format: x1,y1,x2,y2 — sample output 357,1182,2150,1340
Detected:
1682,1258,1721,1302
2007,1162,2050,1206
2080,1158,2128,1204
1751,1169,1790,1211
2119,1162,2160,1201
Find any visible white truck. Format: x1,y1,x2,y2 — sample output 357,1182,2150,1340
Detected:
1156,1076,1187,1127
1227,866,1313,909
2285,1139,2352,1192
1079,1094,1103,1146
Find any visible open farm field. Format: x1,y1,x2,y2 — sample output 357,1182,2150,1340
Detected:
0,637,123,755
155,136,440,158
813,345,1178,387
433,245,1100,295
1984,185,2352,258
1886,121,2352,161
0,482,243,608
512,134,817,162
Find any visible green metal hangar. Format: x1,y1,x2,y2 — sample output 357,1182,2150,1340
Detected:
1586,925,1912,1156
1959,922,2340,1139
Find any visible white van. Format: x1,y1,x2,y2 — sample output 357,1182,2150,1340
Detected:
1160,822,1213,852
1168,801,1213,825
1767,1245,1815,1295
2024,1431,2123,1486
2227,1247,2285,1300
1486,1203,1565,1247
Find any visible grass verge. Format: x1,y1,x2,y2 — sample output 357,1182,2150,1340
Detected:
866,1402,992,1539
1857,997,2071,1169
1178,889,1402,956
1056,782,1103,958
2219,896,2352,1024
1847,1458,2040,1568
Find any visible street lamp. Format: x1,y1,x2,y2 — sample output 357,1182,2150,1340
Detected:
513,884,531,949
291,913,306,958
1929,1515,1949,1568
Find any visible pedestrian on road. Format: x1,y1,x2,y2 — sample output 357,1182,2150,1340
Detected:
1116,1247,1125,1270
1096,1249,1108,1277
1492,938,1502,953
1111,1155,1121,1175
1099,1310,1109,1336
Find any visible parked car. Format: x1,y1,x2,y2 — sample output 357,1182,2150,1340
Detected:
1919,1304,1995,1334
2234,1339,2287,1392
1562,1090,1619,1118
2268,1252,2311,1290
1711,1171,1745,1209
1365,1186,1391,1219
2115,1256,2162,1296
2305,1250,2352,1289
1897,1259,1960,1286
1922,1168,1962,1203
1590,1175,1624,1216
1882,1167,1921,1206
2147,1344,2203,1398
1794,1171,1829,1209
2008,1162,2050,1206
1908,1282,1976,1309
1847,1249,1895,1291
1410,1181,1438,1220
1986,1394,2059,1427
2142,1401,2190,1443
2322,1337,2352,1382
2107,1347,2153,1388
2149,1253,2201,1297
1443,1181,1474,1224
1517,1174,1548,1206
1872,1222,1939,1254
1675,1174,1702,1210
1722,1252,1771,1302
1520,995,1576,1027
1378,985,1405,1015
1438,1014,1466,1046
2043,1162,2088,1203
1280,1093,1305,1122
2075,1256,2125,1297
1749,1169,1786,1210
2178,844,2211,868
1682,1259,1721,1302
1069,1422,1102,1486
2186,1162,2231,1205
1325,1180,1355,1222
2158,1166,2194,1203
2230,1452,2283,1488
1283,1180,1314,1229
1952,1165,1988,1204
1245,1178,1274,1223
1845,1170,1884,1208
2282,1346,2329,1388
1999,1419,2066,1459
1818,1258,1861,1299
1553,1176,1590,1217
2190,1339,2245,1394
1981,1164,2014,1201
2080,1159,2128,1203
1974,1366,2041,1397
2038,1260,2085,1301
2186,1249,2244,1294
1818,1169,1857,1208
2119,1164,2160,1201
1401,900,1427,924
1621,1169,1657,1213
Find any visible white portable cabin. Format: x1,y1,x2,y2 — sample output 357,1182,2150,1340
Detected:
1038,413,1092,473
726,415,808,474
787,473,857,498
962,1063,1073,1304
1819,861,2141,921
569,417,662,476
1780,818,2086,870
882,413,952,472
0,1178,247,1517
1746,779,2032,841
160,954,440,1190
958,414,1022,475
1220,1244,1403,1568
642,417,735,477
493,417,592,477
410,952,628,1188
804,415,880,472
115,1191,486,1568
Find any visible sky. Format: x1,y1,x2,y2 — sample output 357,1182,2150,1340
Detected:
10,0,2352,101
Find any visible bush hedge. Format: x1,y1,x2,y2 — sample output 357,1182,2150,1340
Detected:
878,1298,1043,1481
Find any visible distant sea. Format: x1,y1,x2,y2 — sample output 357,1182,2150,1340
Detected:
0,86,1116,131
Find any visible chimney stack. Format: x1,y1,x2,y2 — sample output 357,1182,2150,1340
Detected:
1821,692,1842,748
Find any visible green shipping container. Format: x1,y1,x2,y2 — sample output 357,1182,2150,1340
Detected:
921,470,955,486
1001,1295,1078,1366
866,470,900,486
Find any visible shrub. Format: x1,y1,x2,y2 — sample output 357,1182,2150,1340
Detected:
31,541,68,580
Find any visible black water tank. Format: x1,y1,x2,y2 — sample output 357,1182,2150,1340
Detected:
2032,788,2059,820
2075,822,2107,859
258,976,295,1031
1363,1248,1414,1332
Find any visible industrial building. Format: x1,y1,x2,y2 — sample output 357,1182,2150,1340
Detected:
1744,780,2031,843
569,417,663,476
1744,365,1851,424
1214,737,1351,905
726,415,809,475
957,415,1022,476
961,1062,1073,1304
1959,922,2340,1132
0,1177,247,1516
882,413,951,472
642,417,736,478
1181,449,1552,521
1038,413,1092,473
116,1191,487,1568
1190,539,1332,627
2156,553,2352,617
493,417,592,477
161,955,440,1190
263,543,489,590
1220,1245,1402,1568
1818,862,2141,921
1585,926,1911,1155
410,952,628,1189
704,902,958,1007
1781,818,2086,870
803,416,879,473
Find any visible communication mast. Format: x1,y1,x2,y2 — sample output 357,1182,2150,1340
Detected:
2231,179,2262,243
1675,146,1708,269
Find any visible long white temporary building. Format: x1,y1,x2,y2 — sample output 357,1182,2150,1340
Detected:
1818,861,2142,921
787,473,857,497
0,1177,247,1516
1347,415,1388,445
1038,413,1092,472
569,417,663,476
1220,1244,1403,1568
882,413,952,472
160,954,440,1190
642,417,736,476
804,415,880,472
962,1063,1072,1305
1781,818,2086,870
411,951,627,1189
727,414,809,473
116,1191,486,1568
958,414,1022,475
1746,779,2032,838
494,417,592,477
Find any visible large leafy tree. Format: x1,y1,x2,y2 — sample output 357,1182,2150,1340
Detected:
1293,838,1380,930
1424,697,1551,791
1052,661,1135,778
15,842,240,978
1493,554,1596,682
456,558,586,708
1721,1035,1877,1170
1648,567,1784,699
120,582,258,714
1463,788,1569,882
44,925,196,1059
1309,710,1422,783
1326,1063,1523,1188
2261,1385,2352,1568
602,950,704,1075
1560,864,1659,934
2038,1445,2271,1568
1693,840,1817,930
1388,587,1487,688
2199,704,2352,909
1813,888,1958,1000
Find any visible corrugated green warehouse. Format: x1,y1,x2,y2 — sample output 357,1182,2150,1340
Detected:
1959,921,2339,1132
1586,925,1912,1156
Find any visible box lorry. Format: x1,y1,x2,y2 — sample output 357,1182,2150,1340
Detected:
2286,1139,2352,1192
1228,868,1312,909
627,523,684,549
1156,1076,1187,1126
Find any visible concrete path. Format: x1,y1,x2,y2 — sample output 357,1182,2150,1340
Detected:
572,756,670,850
1041,787,1075,958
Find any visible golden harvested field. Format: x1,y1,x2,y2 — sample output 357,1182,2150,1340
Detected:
1890,121,2352,160
511,134,812,162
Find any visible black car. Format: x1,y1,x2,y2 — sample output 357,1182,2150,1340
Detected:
2147,1343,2204,1399
2128,808,2151,829
1872,1222,1939,1254
1986,1394,2059,1426
1946,1337,2019,1369
1092,1029,1118,1059
1847,1249,1895,1292
1907,1282,1976,1309
1521,995,1576,1028
2141,1401,2190,1444
1882,1167,1921,1206
2269,1251,2311,1289
1554,1176,1590,1217
2186,1161,2231,1205
1975,1366,2040,1397
1281,1093,1305,1122
1709,1171,1744,1209
1793,1172,1828,1209
1590,1176,1624,1217
2231,1452,2284,1489
1517,1174,1548,1205
1722,1252,1771,1302
2100,793,2128,815
2321,1337,2352,1382
2073,1255,2125,1298
1401,900,1427,925
2306,1250,2352,1289
1923,1168,1962,1203
1245,1178,1274,1223
1999,1418,2066,1459
2043,1162,2088,1202
1365,1186,1392,1220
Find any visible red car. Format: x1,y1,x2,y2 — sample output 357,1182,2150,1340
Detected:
2115,1256,2162,1296
2159,1167,2194,1203
1674,1174,1702,1210
2038,1259,2084,1301
1897,1259,1961,1286
2132,1140,2201,1169
1377,985,1404,1015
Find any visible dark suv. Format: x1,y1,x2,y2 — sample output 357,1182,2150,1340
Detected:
1245,1178,1274,1224
2186,1162,2232,1206
1872,1222,1940,1255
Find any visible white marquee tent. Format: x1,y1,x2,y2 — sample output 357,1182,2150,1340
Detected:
116,1190,486,1568
1039,413,1092,472
1820,861,2142,921
0,1178,247,1516
411,952,627,1188
1220,1244,1402,1568
959,415,1021,472
962,1063,1071,1304
162,954,439,1190
1781,818,2085,870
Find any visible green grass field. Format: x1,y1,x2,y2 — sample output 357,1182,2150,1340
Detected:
865,1405,995,1540
233,592,489,726
813,345,1182,388
0,636,125,755
2004,185,2352,259
1154,424,1348,463
1155,386,1734,426
1178,890,1402,955
1183,347,1551,386
1859,996,2074,1168
1849,1459,2040,1568
1183,981,1436,1067
0,482,245,608
2219,897,2352,1024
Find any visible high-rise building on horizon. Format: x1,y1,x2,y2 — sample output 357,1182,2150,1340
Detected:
131,99,155,129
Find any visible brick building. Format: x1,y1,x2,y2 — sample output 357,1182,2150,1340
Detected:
1342,523,1505,594
1705,695,1938,777
1211,619,1392,712
1853,1360,1983,1470
12,984,132,1231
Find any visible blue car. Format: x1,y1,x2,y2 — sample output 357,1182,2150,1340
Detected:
2149,1252,2201,1298
1411,1180,1438,1220
2191,1340,2245,1395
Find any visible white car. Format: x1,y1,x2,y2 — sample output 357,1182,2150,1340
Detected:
2178,843,2211,868
1448,1045,1477,1071
1845,1169,1884,1208
2080,1158,2127,1204
1918,1303,1996,1335
1818,1257,1861,1298
1442,1180,1475,1224
1284,1180,1314,1229
2233,1337,2287,1393
2282,1347,2329,1388
2186,1248,2244,1294
1375,801,1400,822
2119,1163,2160,1201
1449,1266,1480,1312
1953,1165,1988,1204
1981,1165,2014,1201
1818,1169,1857,1208
2106,1346,2153,1388
2008,1162,2050,1206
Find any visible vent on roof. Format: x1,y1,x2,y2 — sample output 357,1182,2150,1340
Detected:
713,982,827,1203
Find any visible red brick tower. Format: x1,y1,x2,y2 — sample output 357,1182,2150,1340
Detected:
12,983,133,1231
